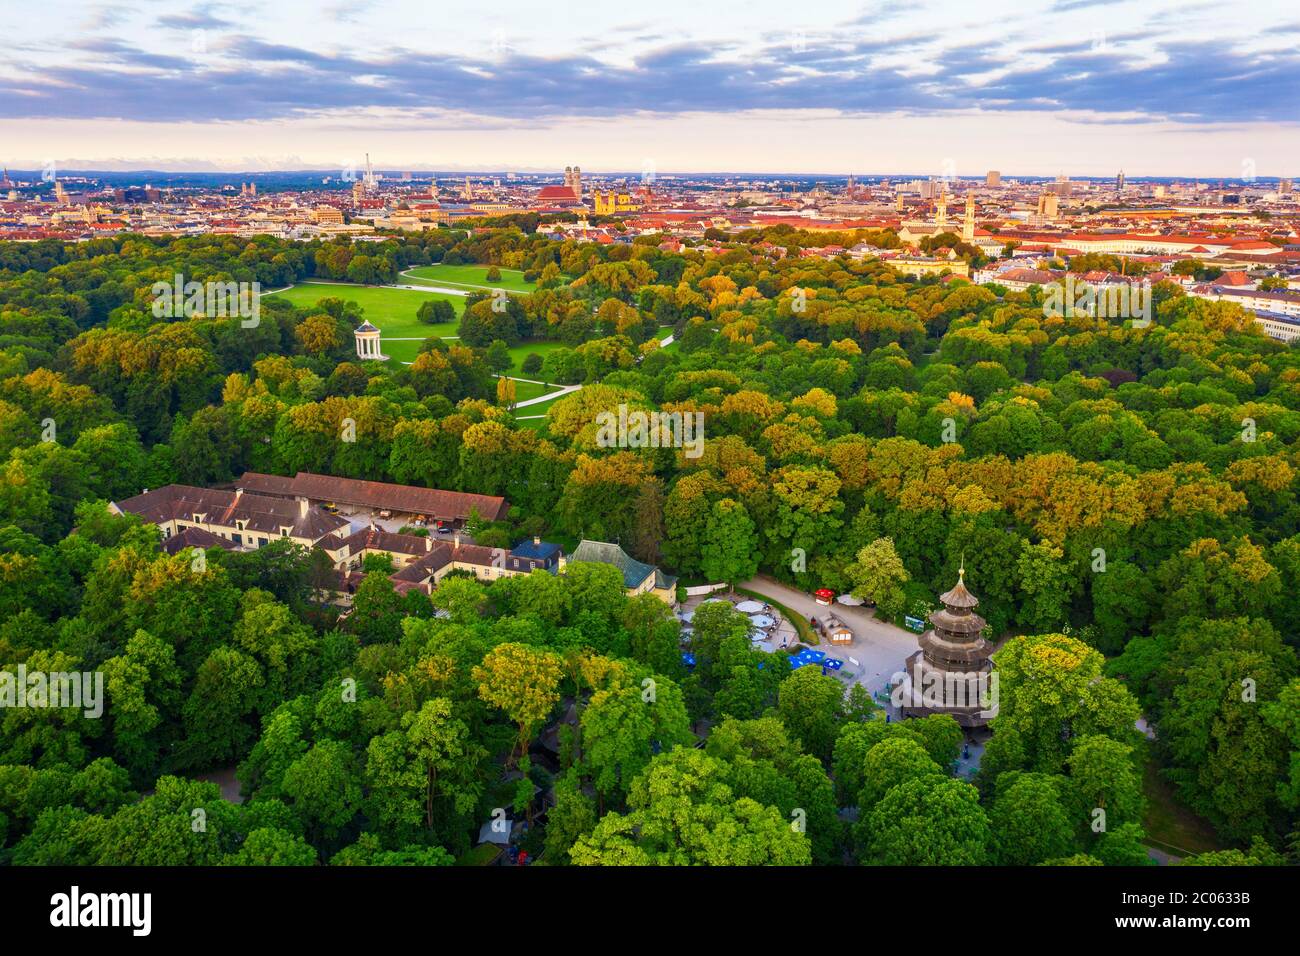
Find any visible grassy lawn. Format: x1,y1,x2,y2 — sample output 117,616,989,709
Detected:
268,283,573,378
510,379,549,402
382,338,445,364
512,389,572,429
506,340,567,376
1141,742,1224,858
388,339,570,373
404,263,537,294
266,282,464,338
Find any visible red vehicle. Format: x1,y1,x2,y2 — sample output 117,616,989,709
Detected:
814,588,835,606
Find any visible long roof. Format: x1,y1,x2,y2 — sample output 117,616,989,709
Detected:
236,471,508,522
115,484,350,541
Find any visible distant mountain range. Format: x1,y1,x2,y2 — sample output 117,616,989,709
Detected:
2,169,1283,190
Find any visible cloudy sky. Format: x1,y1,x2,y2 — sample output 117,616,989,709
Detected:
3,0,1298,176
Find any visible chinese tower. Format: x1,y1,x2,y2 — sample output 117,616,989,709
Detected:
899,562,996,728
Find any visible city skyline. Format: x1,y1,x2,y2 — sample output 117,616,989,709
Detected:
5,0,1298,176
2,0,1299,901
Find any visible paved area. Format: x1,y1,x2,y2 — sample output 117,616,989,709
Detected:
953,738,985,780
739,574,920,707
679,588,800,651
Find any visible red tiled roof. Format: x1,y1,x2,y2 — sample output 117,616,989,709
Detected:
536,185,580,201
237,472,508,522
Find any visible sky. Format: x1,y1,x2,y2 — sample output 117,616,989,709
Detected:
2,0,1298,177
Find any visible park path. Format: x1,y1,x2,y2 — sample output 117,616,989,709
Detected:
292,276,473,296
513,383,582,408
397,269,529,295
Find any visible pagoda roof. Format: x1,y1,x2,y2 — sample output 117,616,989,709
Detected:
939,569,979,609
930,607,986,635
917,630,995,666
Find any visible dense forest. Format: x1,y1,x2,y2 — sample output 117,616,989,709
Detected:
0,223,1297,866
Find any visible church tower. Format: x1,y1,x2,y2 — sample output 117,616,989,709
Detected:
936,191,948,229
898,563,996,728
962,192,975,243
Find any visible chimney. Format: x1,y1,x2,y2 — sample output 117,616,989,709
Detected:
453,534,461,549
425,537,432,552
234,487,243,500
533,535,541,546
297,495,308,520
